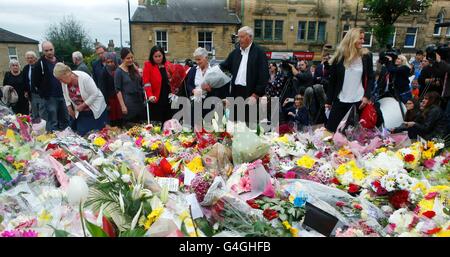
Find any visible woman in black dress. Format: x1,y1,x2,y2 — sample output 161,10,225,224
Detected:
3,59,29,115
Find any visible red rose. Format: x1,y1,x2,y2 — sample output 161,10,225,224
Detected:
348,183,361,194
315,152,324,159
425,227,442,235
246,199,260,209
404,154,415,163
330,178,341,185
372,180,387,195
422,211,436,219
263,208,278,221
389,190,410,209
353,204,363,210
336,201,345,207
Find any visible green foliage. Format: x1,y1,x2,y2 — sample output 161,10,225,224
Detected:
45,15,94,68
119,228,147,237
195,217,214,237
49,225,70,237
85,219,108,237
363,0,432,47
146,0,167,5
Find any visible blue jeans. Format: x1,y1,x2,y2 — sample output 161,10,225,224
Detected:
31,93,47,121
45,97,69,132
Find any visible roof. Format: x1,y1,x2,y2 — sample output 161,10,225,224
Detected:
0,28,39,44
131,0,241,25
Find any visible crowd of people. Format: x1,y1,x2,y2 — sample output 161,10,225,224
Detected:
0,26,449,141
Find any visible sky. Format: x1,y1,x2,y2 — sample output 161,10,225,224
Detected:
0,0,140,49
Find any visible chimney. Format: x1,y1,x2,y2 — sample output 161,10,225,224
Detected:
108,40,115,52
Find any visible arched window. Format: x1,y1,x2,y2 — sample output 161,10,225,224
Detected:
434,12,444,36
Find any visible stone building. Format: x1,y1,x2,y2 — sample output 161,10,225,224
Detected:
131,0,450,62
0,28,39,86
131,0,241,65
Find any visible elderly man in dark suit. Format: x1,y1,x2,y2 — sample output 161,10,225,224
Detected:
220,26,269,125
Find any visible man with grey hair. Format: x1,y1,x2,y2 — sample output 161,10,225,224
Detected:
72,51,92,76
33,41,69,131
23,50,47,121
220,26,269,123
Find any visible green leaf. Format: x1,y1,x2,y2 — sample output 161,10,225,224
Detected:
49,225,70,237
119,228,146,237
180,221,190,237
195,218,214,237
279,214,287,221
85,220,108,237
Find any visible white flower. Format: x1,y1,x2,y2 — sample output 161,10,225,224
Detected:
109,140,123,152
435,143,444,149
123,142,133,148
121,174,131,183
92,157,107,167
66,176,89,205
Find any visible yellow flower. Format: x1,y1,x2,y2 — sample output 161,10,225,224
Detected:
282,221,291,230
145,157,159,165
144,207,164,230
5,129,16,142
12,161,25,170
418,199,435,213
93,137,107,147
436,229,450,237
338,147,352,157
153,126,161,134
186,156,204,173
375,147,387,154
335,160,366,184
289,195,295,204
150,141,161,151
165,141,173,153
179,210,190,222
411,182,427,194
275,135,289,144
290,227,299,237
297,155,316,169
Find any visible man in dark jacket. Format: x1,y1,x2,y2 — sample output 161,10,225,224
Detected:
23,51,47,121
220,26,269,125
292,60,314,92
33,41,69,132
430,53,450,118
72,51,92,76
91,45,107,93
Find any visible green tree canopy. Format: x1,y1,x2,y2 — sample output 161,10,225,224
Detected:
45,15,94,68
363,0,432,48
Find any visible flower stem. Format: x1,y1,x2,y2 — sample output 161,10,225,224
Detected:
189,206,199,237
79,202,87,237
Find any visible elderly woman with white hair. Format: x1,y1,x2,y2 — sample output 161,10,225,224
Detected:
53,62,107,136
2,59,29,114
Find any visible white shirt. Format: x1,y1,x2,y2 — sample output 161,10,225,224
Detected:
194,64,211,88
234,42,253,86
61,71,107,119
339,57,365,103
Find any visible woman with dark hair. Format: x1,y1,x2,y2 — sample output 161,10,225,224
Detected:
142,45,173,123
390,98,420,136
404,92,448,140
115,48,145,125
265,62,285,98
102,52,123,126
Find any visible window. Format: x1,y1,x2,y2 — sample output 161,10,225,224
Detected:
434,13,444,36
297,21,306,41
274,20,283,41
8,47,18,60
255,19,283,41
404,27,418,48
307,21,316,41
255,20,263,40
387,29,397,47
363,29,373,47
342,24,350,39
317,22,326,42
264,20,273,40
198,31,213,52
155,31,168,53
447,27,450,37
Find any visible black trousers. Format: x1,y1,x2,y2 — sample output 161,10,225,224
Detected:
326,100,361,133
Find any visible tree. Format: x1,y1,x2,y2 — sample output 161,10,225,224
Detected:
363,0,432,48
146,0,167,5
45,15,94,67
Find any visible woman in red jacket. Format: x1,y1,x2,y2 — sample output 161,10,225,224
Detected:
142,45,173,123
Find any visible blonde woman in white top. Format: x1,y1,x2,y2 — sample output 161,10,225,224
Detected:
53,62,107,135
325,28,375,132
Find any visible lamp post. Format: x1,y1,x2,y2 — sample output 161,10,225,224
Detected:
114,18,123,48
